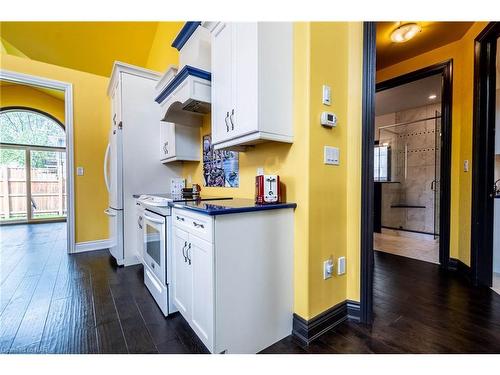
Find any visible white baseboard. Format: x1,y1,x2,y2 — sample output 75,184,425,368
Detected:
74,239,112,253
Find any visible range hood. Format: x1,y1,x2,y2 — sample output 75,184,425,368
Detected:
155,65,211,127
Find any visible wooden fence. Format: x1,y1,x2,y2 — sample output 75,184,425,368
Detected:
0,166,67,220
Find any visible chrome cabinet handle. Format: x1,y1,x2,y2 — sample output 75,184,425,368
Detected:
176,216,185,222
137,216,143,229
186,243,192,265
229,109,235,130
163,142,168,154
182,241,188,262
113,113,116,125
193,221,204,229
224,112,230,132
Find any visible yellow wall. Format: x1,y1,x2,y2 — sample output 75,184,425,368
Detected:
377,22,488,265
146,22,364,319
0,84,65,125
1,53,110,243
146,22,183,72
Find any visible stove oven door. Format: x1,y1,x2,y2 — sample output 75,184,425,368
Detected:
143,210,166,284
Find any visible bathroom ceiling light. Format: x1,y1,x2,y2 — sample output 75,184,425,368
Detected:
428,94,437,100
390,23,422,43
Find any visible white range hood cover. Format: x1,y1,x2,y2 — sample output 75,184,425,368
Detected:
155,65,211,127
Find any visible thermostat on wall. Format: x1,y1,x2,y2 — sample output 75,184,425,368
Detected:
321,112,337,128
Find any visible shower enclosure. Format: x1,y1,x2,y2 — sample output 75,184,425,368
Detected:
375,106,441,237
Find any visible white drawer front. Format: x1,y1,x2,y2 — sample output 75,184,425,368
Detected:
172,208,214,243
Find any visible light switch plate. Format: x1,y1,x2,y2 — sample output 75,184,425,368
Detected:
76,167,84,176
322,85,331,106
324,146,339,165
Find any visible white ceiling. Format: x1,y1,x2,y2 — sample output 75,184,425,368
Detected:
376,74,442,116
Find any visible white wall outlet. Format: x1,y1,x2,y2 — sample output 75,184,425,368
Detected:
324,146,340,165
464,160,469,172
323,258,334,280
322,85,331,106
76,167,84,176
337,256,346,275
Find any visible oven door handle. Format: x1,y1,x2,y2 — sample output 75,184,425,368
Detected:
143,213,165,224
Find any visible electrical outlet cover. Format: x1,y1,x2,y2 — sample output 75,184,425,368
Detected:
323,259,334,279
337,256,346,275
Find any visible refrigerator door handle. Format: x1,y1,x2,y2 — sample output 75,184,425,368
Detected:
104,208,117,217
103,143,111,193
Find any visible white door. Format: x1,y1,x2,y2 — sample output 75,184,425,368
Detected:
231,22,258,138
211,22,233,145
108,125,123,209
190,234,214,349
105,207,124,265
172,226,192,317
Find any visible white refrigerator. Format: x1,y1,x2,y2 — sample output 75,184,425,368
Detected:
104,62,181,266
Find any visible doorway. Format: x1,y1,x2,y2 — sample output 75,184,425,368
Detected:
471,22,500,293
0,70,75,253
1,107,67,224
374,65,452,265
360,23,455,323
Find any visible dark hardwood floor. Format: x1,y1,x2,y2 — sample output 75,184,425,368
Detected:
0,223,208,354
1,223,500,354
263,251,500,354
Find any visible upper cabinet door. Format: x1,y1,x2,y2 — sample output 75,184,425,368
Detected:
231,23,258,138
211,22,233,145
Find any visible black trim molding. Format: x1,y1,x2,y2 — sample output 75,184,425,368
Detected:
470,22,500,287
292,300,360,346
360,21,376,325
447,258,472,281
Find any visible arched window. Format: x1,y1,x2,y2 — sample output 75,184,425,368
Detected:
0,108,65,148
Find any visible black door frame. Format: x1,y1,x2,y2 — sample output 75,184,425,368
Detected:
360,22,454,323
470,22,500,287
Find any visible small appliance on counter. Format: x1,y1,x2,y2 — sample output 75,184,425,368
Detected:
255,168,281,204
181,183,202,199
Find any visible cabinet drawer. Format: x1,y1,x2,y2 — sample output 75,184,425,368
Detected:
172,209,213,243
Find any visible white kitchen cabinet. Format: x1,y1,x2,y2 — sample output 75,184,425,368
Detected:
172,226,192,317
206,22,293,150
189,234,214,345
159,121,200,163
171,206,293,353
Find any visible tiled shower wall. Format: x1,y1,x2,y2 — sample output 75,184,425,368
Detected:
376,103,441,234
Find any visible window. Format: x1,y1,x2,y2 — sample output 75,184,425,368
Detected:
0,109,65,148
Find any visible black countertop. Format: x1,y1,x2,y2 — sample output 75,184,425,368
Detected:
169,198,297,216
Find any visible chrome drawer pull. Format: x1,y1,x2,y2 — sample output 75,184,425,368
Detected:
186,243,192,265
193,221,204,229
176,216,185,222
229,109,235,130
224,112,230,132
182,241,188,262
